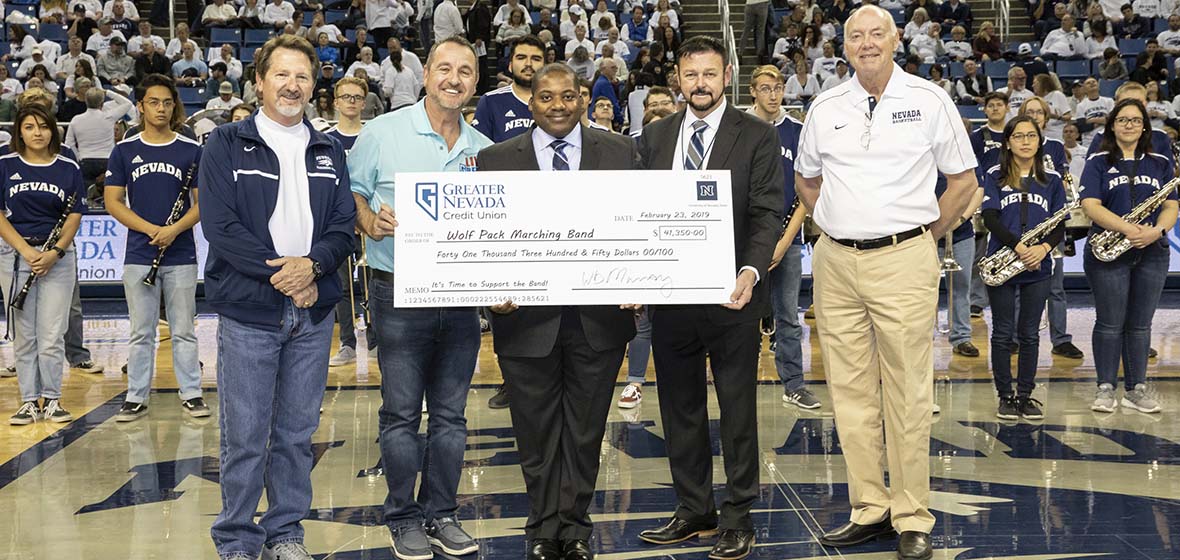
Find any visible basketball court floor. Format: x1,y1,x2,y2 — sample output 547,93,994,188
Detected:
2,300,1180,559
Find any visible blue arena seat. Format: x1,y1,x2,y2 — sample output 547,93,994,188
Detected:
241,45,258,63
1119,38,1148,54
6,5,37,19
1099,78,1123,98
983,61,1009,78
947,61,965,78
958,104,985,119
326,9,347,24
178,87,204,104
1055,59,1090,78
244,28,273,45
210,28,242,46
40,24,67,43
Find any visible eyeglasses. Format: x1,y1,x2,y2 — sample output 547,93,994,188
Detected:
754,85,784,94
1010,132,1039,143
143,99,175,109
336,94,364,103
1115,116,1144,127
860,111,873,150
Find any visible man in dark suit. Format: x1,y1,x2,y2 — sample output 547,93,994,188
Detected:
477,62,641,560
635,36,784,560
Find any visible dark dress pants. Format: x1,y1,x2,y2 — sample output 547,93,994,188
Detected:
499,308,626,541
651,306,760,531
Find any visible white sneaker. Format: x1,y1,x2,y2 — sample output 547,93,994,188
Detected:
329,346,357,367
1092,383,1118,413
262,541,313,560
71,361,104,374
617,384,642,408
1122,383,1162,413
932,403,941,414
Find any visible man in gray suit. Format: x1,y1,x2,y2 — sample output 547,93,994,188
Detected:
477,62,640,560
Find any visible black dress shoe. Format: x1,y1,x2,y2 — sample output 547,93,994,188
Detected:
898,531,933,559
562,539,593,560
1052,342,1084,359
638,517,718,545
1149,347,1159,359
528,538,562,560
819,515,896,547
709,529,754,560
488,384,510,409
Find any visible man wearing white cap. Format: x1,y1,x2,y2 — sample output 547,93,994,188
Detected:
561,5,586,40
206,81,243,111
16,46,57,79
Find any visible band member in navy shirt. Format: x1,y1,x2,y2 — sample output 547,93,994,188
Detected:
980,116,1065,422
1080,98,1178,415
324,76,377,366
1019,96,1085,359
104,74,207,422
471,35,544,143
747,65,817,410
0,104,87,426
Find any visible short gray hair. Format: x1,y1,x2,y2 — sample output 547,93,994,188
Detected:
85,88,105,109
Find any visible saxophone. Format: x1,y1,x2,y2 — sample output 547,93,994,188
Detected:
1089,177,1180,262
979,196,1080,286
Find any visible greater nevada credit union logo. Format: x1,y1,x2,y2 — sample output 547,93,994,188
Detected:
416,182,439,221
697,181,718,201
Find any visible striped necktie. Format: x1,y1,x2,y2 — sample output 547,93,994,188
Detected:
551,139,570,171
684,120,708,170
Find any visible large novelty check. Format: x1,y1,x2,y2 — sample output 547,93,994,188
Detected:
392,170,736,307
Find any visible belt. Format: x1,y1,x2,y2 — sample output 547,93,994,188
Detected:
828,225,927,251
23,237,47,247
371,268,394,283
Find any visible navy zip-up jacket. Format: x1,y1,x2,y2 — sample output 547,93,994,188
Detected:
198,114,357,329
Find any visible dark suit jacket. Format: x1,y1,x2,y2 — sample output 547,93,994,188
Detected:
637,105,784,324
477,125,641,358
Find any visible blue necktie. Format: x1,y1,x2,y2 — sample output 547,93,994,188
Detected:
684,120,708,170
551,139,570,171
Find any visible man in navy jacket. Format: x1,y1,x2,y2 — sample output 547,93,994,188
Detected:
199,34,356,560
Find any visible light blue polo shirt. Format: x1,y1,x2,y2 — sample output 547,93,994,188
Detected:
348,100,493,274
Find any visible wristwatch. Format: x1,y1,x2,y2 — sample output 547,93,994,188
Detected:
308,257,324,280
51,246,65,258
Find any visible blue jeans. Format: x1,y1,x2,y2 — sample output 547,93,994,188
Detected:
0,244,76,402
770,244,804,392
65,264,92,365
211,300,334,558
370,275,480,528
1084,243,1169,390
626,309,652,384
987,277,1051,397
942,237,974,346
1047,256,1072,346
123,264,201,404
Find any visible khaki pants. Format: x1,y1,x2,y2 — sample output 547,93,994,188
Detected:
812,232,939,534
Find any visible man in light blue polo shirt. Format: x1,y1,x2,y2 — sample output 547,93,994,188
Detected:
348,35,491,560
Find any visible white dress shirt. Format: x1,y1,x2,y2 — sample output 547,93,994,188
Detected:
533,124,583,171
796,63,977,240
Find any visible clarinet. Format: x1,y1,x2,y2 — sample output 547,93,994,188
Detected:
143,161,198,286
11,190,79,311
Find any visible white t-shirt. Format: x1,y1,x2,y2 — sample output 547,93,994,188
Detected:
1043,89,1072,141
1075,95,1115,146
784,73,820,103
127,34,167,56
796,64,978,239
998,86,1034,117
255,110,313,257
206,96,244,110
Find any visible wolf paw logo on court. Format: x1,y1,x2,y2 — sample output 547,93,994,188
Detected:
696,181,718,201
416,182,439,221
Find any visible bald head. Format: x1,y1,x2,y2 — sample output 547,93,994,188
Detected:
844,5,898,42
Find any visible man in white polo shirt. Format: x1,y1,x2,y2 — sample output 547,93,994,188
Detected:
794,5,978,560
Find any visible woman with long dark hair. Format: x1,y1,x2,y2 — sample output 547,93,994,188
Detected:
980,115,1066,421
0,105,86,425
1081,98,1178,414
